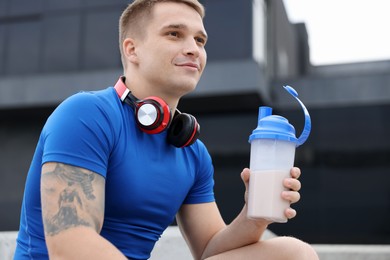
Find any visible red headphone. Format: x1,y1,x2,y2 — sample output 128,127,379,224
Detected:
114,77,200,148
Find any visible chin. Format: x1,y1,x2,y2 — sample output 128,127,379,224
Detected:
174,79,198,93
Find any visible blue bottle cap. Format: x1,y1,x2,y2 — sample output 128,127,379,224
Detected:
248,107,298,143
249,86,311,147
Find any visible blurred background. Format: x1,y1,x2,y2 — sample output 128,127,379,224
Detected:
0,0,389,245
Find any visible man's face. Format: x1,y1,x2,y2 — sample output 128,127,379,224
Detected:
134,2,208,98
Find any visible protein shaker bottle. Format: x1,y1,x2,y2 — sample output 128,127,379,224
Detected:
247,86,311,222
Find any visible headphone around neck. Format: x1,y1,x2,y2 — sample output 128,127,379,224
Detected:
114,76,200,148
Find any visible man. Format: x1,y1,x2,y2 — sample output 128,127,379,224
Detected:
14,0,319,259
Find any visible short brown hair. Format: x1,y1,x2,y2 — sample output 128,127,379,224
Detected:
119,0,205,69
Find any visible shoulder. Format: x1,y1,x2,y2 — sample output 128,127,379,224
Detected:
41,87,122,176
59,87,119,112
42,87,123,146
46,87,121,127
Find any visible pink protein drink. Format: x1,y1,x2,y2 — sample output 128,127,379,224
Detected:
247,86,311,222
248,170,290,222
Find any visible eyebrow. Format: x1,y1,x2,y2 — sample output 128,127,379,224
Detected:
162,23,208,40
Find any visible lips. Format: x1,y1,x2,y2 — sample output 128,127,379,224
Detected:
176,62,200,71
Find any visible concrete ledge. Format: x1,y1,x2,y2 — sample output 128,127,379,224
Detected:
0,231,17,260
0,228,275,259
2,228,390,259
312,244,390,260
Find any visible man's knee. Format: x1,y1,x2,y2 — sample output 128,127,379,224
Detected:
203,236,319,260
271,236,319,260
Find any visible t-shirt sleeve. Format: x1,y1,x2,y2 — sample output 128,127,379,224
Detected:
183,140,215,204
41,91,115,178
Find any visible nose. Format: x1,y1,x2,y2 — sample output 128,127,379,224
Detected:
183,38,200,58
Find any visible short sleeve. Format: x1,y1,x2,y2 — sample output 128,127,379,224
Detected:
41,91,116,177
183,140,215,204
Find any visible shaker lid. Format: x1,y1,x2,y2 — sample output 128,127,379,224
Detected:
248,107,297,143
248,86,311,147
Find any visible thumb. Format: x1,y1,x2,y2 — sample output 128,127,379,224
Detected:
241,168,250,202
241,168,250,185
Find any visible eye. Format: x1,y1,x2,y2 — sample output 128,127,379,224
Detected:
168,31,179,37
195,37,206,46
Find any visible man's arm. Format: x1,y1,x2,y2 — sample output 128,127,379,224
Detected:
177,202,269,260
177,168,302,260
41,162,127,259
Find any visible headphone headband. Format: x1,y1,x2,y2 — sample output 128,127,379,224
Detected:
114,76,130,102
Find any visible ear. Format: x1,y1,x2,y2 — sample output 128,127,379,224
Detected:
123,38,139,64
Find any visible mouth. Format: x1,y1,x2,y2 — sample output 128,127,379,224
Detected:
176,62,200,71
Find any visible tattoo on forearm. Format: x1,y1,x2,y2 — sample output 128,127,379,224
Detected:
42,164,99,236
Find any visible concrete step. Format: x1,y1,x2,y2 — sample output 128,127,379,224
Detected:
1,228,390,259
0,232,17,260
312,244,390,260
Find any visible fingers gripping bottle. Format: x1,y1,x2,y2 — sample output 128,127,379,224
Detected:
247,86,311,223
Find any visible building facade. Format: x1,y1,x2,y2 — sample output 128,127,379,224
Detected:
0,0,389,244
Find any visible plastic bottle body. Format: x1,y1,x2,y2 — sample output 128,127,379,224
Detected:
247,86,311,223
247,138,296,222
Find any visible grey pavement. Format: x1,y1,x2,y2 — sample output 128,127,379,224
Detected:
1,227,390,259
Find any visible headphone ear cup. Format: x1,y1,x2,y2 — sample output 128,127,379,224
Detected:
167,113,199,148
135,96,171,134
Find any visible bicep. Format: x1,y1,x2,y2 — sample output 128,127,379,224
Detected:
176,202,225,259
41,162,105,237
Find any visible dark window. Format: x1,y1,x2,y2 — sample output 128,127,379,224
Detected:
7,0,43,16
203,0,252,60
84,0,126,8
0,0,7,18
0,25,5,75
6,21,42,75
42,14,81,72
45,0,82,11
82,9,121,70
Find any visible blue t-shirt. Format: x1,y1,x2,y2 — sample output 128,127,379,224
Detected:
14,87,215,260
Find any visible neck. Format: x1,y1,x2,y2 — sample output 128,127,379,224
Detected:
122,73,180,113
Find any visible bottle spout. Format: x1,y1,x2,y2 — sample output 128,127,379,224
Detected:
283,85,311,146
258,106,272,121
